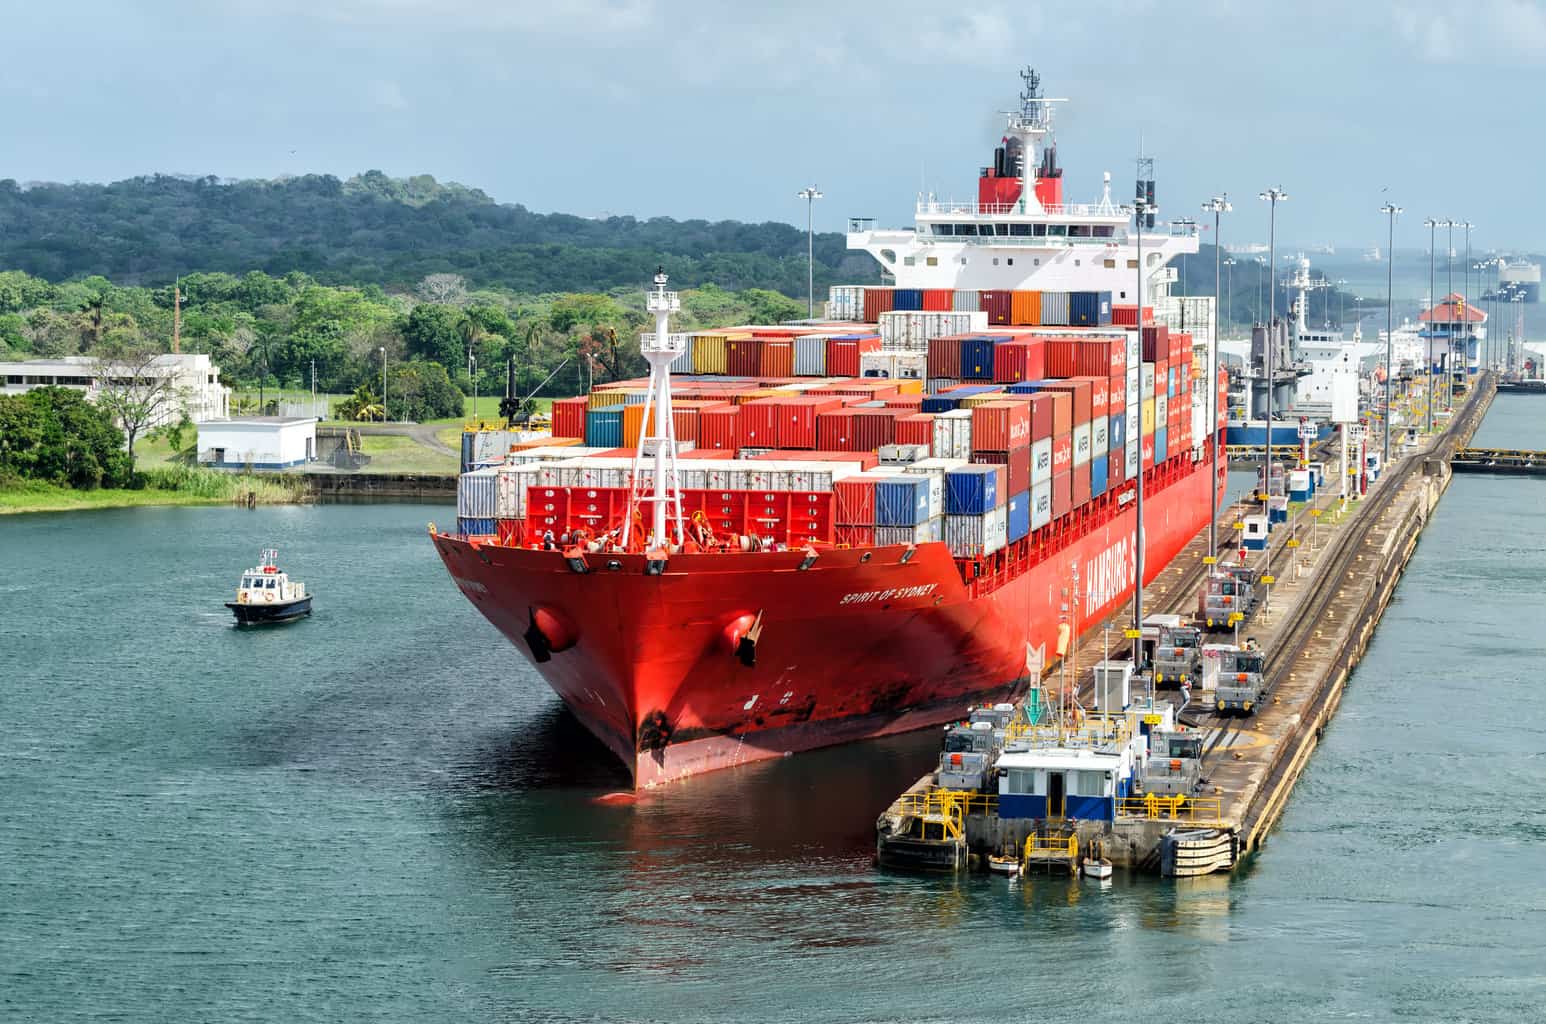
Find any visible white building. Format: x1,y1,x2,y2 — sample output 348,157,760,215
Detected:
0,353,230,425
196,417,315,470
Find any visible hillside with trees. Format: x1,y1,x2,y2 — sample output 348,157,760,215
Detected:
0,172,874,297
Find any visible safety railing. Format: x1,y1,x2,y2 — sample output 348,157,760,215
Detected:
1117,794,1225,824
1023,832,1079,860
894,789,997,842
1004,712,1132,751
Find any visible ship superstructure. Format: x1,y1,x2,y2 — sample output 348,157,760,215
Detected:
433,70,1226,786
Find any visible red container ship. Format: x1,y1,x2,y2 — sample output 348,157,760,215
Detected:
432,70,1224,787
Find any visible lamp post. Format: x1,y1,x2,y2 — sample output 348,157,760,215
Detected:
1443,219,1456,410
1336,279,1349,325
1202,195,1232,560
1380,202,1401,468
1223,257,1236,327
470,353,478,424
379,346,387,422
1259,187,1288,458
1423,218,1438,433
796,185,823,319
1461,221,1474,382
1132,193,1153,663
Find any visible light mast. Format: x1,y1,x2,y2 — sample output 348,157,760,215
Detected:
626,269,687,550
1004,67,1064,215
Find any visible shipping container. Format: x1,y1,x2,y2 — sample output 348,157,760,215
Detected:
981,290,1013,325
1050,470,1072,519
900,457,962,519
1155,425,1168,464
992,340,1046,383
698,406,741,450
1141,324,1170,362
1091,414,1109,457
944,508,1008,557
1051,432,1073,476
826,285,866,322
836,524,875,547
793,335,827,376
1077,337,1127,378
971,446,1029,495
1010,290,1042,326
875,521,940,546
927,337,966,379
552,397,588,439
1041,290,1071,326
875,476,933,526
1024,392,1055,441
945,464,1003,514
1006,489,1031,542
457,515,496,538
1070,462,1091,509
825,339,857,377
863,287,895,321
1039,379,1092,425
971,400,1032,450
1030,479,1053,530
932,409,973,459
457,467,498,519
1031,436,1053,485
584,407,624,448
1090,454,1108,498
495,464,541,519
878,443,929,465
1072,422,1091,466
892,288,924,312
834,472,879,525
952,289,980,313
1045,390,1073,437
895,413,934,450
922,288,953,312
1075,375,1110,419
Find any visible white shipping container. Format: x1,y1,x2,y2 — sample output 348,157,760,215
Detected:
859,350,926,380
878,443,929,465
1073,423,1092,466
469,430,518,465
793,335,827,376
827,285,866,321
1031,437,1053,485
1156,391,1168,421
1031,480,1053,530
1125,438,1139,480
1142,363,1156,399
943,507,1008,557
495,464,541,518
669,347,694,374
1091,415,1109,457
878,311,988,352
933,409,973,460
952,289,980,313
457,467,499,518
1041,291,1071,326
1127,366,1140,412
680,467,709,490
875,521,939,546
900,457,963,521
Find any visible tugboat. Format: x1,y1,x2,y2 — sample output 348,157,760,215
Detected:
226,548,312,625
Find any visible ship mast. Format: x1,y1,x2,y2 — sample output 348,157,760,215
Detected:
1003,67,1065,216
625,269,687,550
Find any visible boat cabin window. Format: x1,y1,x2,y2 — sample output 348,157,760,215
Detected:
1010,223,1031,236
1002,768,1035,794
953,223,978,236
1093,225,1115,238
1069,224,1091,238
1047,225,1067,237
242,577,254,588
1236,653,1264,674
1032,224,1047,237
266,577,277,588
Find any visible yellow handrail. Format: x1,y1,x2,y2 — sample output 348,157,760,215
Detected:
1116,794,1225,824
894,789,997,842
1023,832,1079,860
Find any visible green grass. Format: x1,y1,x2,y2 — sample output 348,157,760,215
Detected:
357,434,457,475
0,469,309,515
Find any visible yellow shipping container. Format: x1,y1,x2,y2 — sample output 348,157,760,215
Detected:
1141,398,1156,435
587,389,635,410
893,378,924,395
691,332,750,375
960,393,1012,408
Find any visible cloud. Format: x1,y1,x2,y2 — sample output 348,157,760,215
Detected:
1392,0,1546,64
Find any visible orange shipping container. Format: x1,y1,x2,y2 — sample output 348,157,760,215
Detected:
1010,290,1042,326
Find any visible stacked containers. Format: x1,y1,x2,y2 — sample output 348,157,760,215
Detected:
1043,390,1073,518
992,338,1046,383
1075,375,1110,498
943,464,1007,557
552,397,588,439
698,405,741,450
1010,290,1042,326
1024,391,1055,531
1041,291,1071,326
1068,291,1113,327
1040,379,1092,507
793,334,828,376
826,285,866,321
932,408,973,459
456,466,498,537
863,287,895,321
980,290,1014,326
875,475,937,545
584,407,624,448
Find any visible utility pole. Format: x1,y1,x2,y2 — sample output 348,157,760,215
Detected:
1423,218,1438,434
1203,194,1231,560
1259,187,1288,459
1132,191,1151,664
797,185,823,319
380,346,388,423
1381,202,1401,468
1444,219,1456,411
172,279,182,355
1461,221,1473,383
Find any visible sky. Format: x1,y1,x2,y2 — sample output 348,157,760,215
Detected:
2,0,1543,253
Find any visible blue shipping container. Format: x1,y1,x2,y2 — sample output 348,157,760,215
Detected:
1096,290,1113,326
921,395,961,414
1090,454,1108,498
457,516,496,537
945,464,1000,515
892,288,924,311
1155,426,1168,464
585,408,623,448
960,337,996,379
1109,410,1127,452
875,477,932,526
1069,291,1100,326
1006,488,1031,542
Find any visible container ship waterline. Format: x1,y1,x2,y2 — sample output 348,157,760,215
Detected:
432,69,1226,786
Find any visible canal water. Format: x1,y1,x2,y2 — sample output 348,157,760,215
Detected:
3,397,1543,1022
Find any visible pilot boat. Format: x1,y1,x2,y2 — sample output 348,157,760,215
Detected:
226,548,312,625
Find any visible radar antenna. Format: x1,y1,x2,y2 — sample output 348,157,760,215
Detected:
1002,66,1067,216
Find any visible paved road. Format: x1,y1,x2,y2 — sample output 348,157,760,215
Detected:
344,422,459,457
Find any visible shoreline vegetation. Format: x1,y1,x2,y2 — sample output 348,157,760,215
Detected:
0,467,310,515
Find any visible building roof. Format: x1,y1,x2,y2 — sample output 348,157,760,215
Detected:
0,353,215,374
1418,293,1487,323
199,417,316,428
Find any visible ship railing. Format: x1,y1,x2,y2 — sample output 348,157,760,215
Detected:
1003,714,1132,750
894,789,997,842
915,199,1122,218
1023,832,1079,861
1116,794,1225,825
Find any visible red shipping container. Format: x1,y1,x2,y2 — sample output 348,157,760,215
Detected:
863,288,894,321
1077,338,1127,378
1110,305,1153,328
980,290,1013,325
739,399,780,446
1039,380,1092,426
1072,462,1092,508
726,338,761,376
895,413,934,450
1141,433,1156,470
1141,324,1170,363
1045,339,1079,378
552,397,588,438
816,409,860,451
1045,391,1072,436
826,339,858,377
698,406,741,450
1023,392,1055,441
1074,375,1110,419
1107,450,1125,488
774,395,844,449
852,409,899,451
834,475,877,525
1052,432,1073,476
993,340,1047,383
922,288,953,312
836,524,876,547
927,337,967,379
972,446,1030,495
1051,470,1072,519
971,400,1032,450
761,340,795,379
883,394,925,410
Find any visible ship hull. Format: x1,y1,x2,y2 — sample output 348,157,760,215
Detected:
432,454,1221,786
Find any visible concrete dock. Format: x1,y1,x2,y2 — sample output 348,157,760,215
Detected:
876,376,1498,875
